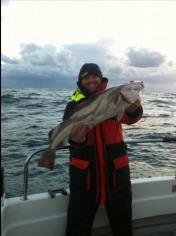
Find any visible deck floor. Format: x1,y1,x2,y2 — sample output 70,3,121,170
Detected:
92,214,176,236
92,227,175,236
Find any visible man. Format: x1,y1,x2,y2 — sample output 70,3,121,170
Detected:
64,63,143,236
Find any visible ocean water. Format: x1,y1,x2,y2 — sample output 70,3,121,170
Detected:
1,87,176,198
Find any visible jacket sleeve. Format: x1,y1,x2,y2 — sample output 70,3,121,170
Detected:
120,105,143,125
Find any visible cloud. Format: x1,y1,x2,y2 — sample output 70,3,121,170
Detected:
19,43,79,74
1,54,19,64
107,65,122,78
65,41,124,77
20,44,58,67
1,42,124,88
56,48,77,73
66,43,107,64
2,41,124,77
1,43,79,88
1,64,76,88
20,43,42,54
1,42,176,92
126,47,165,68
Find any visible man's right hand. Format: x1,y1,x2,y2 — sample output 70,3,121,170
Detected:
70,122,88,143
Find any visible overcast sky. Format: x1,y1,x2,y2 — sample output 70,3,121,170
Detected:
1,0,176,91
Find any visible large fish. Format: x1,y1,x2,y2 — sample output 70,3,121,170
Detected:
38,81,144,169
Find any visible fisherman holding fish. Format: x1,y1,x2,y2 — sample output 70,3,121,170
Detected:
38,63,143,236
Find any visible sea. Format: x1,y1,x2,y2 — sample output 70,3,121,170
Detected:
1,87,176,198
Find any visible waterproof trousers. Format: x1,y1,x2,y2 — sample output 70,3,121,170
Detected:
65,190,133,236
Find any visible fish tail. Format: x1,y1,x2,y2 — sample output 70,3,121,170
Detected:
38,147,56,170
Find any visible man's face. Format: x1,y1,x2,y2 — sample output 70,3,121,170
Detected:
81,74,101,93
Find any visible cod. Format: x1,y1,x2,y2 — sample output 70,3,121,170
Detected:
38,81,144,170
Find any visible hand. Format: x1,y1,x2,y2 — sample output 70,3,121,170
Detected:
126,100,141,113
70,122,88,143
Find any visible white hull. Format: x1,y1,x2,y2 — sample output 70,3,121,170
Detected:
1,176,176,236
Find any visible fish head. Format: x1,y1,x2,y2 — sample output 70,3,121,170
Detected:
119,81,144,104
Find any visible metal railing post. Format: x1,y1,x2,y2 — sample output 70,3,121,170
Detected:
22,146,70,200
23,148,47,200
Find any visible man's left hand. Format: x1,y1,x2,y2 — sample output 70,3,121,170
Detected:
126,100,141,113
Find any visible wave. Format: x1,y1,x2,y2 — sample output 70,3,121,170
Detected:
1,94,20,104
1,92,42,105
2,88,176,197
26,125,40,129
149,99,171,105
18,103,45,108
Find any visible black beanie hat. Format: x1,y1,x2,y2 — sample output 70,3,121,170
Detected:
78,63,103,81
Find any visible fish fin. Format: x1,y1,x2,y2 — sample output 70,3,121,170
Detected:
38,148,56,170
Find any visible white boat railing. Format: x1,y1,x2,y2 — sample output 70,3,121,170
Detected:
22,136,176,201
23,146,70,200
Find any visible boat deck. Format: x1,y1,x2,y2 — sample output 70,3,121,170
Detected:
2,177,176,236
92,214,176,236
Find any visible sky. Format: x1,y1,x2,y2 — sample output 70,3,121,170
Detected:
1,0,176,92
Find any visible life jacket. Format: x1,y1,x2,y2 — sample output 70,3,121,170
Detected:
71,89,86,102
69,80,142,205
71,77,108,102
